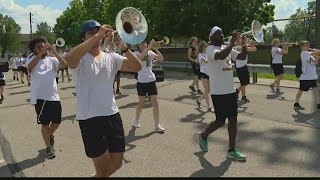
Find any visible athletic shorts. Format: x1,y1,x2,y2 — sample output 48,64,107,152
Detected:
35,99,62,125
199,72,209,80
299,80,317,91
211,93,238,121
191,62,201,78
78,113,125,158
0,80,5,86
236,65,250,86
137,81,158,96
272,64,284,76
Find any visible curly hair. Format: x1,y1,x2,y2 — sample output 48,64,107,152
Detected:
28,36,48,52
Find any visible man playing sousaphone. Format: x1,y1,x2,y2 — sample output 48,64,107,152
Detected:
65,20,141,177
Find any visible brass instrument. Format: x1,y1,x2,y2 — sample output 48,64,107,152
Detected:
153,36,170,48
280,41,298,47
55,37,65,48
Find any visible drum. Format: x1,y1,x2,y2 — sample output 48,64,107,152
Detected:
152,68,164,82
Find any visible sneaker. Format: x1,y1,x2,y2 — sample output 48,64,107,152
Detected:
198,132,208,152
46,147,56,159
269,85,275,93
68,78,72,82
208,107,214,112
276,88,282,94
116,89,121,95
197,90,203,94
189,85,196,92
50,135,55,147
241,96,250,102
132,119,141,128
155,125,165,132
13,76,15,80
17,78,19,81
294,103,304,110
227,148,246,161
196,98,201,108
28,82,31,86
21,80,24,84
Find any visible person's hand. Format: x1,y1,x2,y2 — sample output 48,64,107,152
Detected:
283,42,289,47
230,31,240,44
147,39,156,50
96,24,113,40
249,39,256,46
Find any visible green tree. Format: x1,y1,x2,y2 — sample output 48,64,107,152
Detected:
34,22,56,44
0,14,21,56
284,1,316,42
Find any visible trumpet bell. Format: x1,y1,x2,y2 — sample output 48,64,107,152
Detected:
56,38,65,48
241,20,264,43
115,7,148,45
163,36,170,44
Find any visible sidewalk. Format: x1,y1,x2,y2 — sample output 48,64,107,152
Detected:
0,147,12,177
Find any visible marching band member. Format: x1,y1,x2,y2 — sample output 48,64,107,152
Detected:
11,53,19,81
22,54,31,86
294,41,320,111
196,41,214,112
66,20,141,177
198,27,247,161
17,53,25,84
235,38,257,102
0,71,5,104
26,36,67,159
270,38,289,94
188,37,202,94
132,39,165,132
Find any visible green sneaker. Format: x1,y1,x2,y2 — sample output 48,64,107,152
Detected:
198,132,208,152
226,148,246,161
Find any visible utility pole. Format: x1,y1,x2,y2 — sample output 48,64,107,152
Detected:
29,12,32,39
316,0,320,48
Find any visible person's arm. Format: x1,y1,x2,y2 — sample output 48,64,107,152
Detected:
236,45,248,60
187,48,196,62
65,25,113,69
152,47,164,61
52,51,68,70
247,40,257,52
137,39,155,60
27,47,47,71
120,44,142,72
214,32,239,60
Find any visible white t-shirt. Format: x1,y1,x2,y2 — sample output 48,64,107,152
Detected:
72,51,126,120
17,57,24,67
134,50,157,83
22,58,28,67
26,56,60,105
198,53,209,75
300,51,318,81
234,46,248,68
206,45,239,95
12,57,19,69
271,47,283,64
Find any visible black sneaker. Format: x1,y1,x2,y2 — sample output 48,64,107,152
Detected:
196,98,201,107
294,103,304,110
17,78,19,81
241,96,250,102
50,135,55,147
13,76,15,80
21,80,24,84
28,82,31,86
46,147,56,159
197,90,202,94
116,89,121,95
189,85,196,92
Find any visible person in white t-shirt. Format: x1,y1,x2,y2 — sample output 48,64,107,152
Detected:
65,20,141,177
21,54,31,86
10,53,19,81
58,50,71,83
17,53,25,84
234,38,257,102
198,26,248,161
196,41,213,112
270,38,289,94
26,36,68,159
132,39,165,132
294,41,320,111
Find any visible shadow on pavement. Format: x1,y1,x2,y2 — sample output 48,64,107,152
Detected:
61,114,76,121
174,92,197,102
265,93,284,100
60,86,75,90
9,90,30,96
6,86,26,90
115,94,129,100
118,101,152,109
190,152,232,177
292,109,320,128
122,84,136,90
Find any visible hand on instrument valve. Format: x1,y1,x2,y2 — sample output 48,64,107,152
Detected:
248,39,256,47
283,42,289,48
147,39,156,50
230,31,240,44
97,24,114,40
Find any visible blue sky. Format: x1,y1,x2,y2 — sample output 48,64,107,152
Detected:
0,0,313,34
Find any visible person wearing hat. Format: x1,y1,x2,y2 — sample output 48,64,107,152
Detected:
65,20,141,177
198,26,248,161
26,36,68,159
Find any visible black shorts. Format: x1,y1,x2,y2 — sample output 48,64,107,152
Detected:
21,67,28,75
211,93,238,121
200,72,209,80
0,80,5,86
18,66,23,72
137,81,158,96
35,99,62,125
236,65,250,86
191,62,201,78
272,64,284,76
12,68,18,72
78,113,125,158
299,80,317,91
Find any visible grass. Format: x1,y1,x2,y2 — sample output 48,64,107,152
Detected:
158,66,320,82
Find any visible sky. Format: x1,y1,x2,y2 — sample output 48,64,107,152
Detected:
0,0,314,34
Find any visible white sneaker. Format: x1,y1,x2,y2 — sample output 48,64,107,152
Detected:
208,107,215,112
155,125,165,132
132,119,141,128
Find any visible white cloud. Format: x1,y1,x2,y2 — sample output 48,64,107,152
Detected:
0,0,63,34
267,0,313,30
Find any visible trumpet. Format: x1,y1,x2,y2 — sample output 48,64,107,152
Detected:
153,36,170,48
280,41,298,47
103,7,148,52
55,37,65,48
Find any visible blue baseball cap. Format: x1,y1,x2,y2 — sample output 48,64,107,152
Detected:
80,20,101,34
